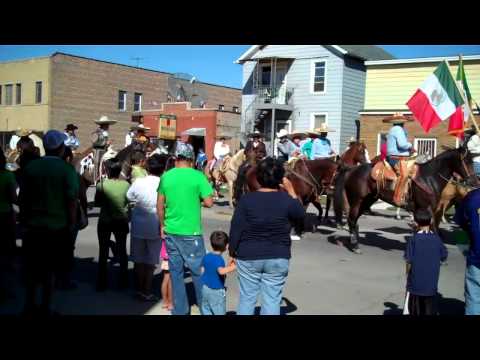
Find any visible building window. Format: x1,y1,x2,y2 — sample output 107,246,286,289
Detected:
376,132,387,155
15,83,22,105
311,61,326,93
310,113,327,129
414,138,437,159
118,90,127,111
219,104,225,111
233,106,239,113
134,93,142,112
0,85,2,105
35,81,42,104
5,84,13,105
261,65,271,86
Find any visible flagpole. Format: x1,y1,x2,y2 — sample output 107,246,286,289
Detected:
445,59,480,134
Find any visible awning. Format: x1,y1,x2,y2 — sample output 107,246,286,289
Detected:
181,128,206,137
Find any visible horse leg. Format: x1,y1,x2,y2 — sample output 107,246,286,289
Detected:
347,203,362,254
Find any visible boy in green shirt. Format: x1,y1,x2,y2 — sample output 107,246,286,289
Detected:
157,143,214,315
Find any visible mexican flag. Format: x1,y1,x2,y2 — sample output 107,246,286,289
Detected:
448,58,472,137
407,61,464,134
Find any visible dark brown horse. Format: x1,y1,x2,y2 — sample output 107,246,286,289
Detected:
234,141,368,235
334,145,478,254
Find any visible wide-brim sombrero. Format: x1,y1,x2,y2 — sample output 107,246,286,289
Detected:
382,113,413,124
16,128,32,137
95,116,117,125
288,130,308,140
131,124,151,131
310,124,336,135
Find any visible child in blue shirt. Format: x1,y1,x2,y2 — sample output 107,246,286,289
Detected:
404,208,448,315
201,231,236,315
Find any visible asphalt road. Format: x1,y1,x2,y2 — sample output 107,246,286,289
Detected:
0,194,467,315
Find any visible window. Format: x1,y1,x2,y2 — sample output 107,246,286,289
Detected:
376,132,388,155
5,84,13,105
233,106,239,113
261,65,271,86
0,85,2,105
311,61,326,93
35,81,42,104
16,83,22,105
219,104,225,111
134,92,142,112
310,113,327,129
118,90,127,111
414,138,437,158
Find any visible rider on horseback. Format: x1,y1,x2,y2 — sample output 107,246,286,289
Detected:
91,116,117,182
211,136,231,171
384,113,416,206
64,124,80,153
311,124,337,160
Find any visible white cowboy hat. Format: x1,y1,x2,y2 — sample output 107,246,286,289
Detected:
16,128,32,137
132,123,150,131
276,129,289,138
95,115,117,125
314,123,335,134
288,130,308,140
346,136,357,144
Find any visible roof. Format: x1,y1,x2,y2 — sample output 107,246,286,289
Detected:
365,54,480,66
235,45,394,63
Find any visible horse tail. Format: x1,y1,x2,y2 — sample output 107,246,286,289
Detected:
333,167,350,226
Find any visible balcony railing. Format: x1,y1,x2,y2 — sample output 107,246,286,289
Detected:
254,86,294,106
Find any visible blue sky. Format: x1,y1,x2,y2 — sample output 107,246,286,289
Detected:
0,45,479,88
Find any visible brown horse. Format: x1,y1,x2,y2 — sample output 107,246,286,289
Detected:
334,145,479,254
235,141,368,235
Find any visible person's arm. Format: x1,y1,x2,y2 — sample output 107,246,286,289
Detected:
94,183,104,208
395,127,413,151
157,193,166,239
218,260,236,275
229,198,248,258
199,174,214,208
453,200,468,231
66,167,80,230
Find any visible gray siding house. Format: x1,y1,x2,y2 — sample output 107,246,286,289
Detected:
236,45,393,154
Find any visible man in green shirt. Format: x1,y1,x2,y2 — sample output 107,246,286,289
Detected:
157,142,214,315
19,130,79,315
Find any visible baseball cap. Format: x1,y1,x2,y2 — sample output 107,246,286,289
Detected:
175,142,195,160
43,130,67,150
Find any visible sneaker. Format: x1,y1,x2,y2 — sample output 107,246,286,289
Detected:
290,235,301,241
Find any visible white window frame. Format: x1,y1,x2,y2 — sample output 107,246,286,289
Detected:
134,92,142,112
15,83,22,105
118,90,127,112
310,59,327,95
309,112,328,130
414,138,437,158
376,132,388,155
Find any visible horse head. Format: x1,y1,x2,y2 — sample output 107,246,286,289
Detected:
436,146,479,187
341,141,368,166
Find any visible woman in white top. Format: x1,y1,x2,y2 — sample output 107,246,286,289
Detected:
126,154,166,301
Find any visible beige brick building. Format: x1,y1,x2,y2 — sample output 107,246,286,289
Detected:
0,52,241,151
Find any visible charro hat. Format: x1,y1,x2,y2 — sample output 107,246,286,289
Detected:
95,115,117,125
289,130,307,140
16,128,32,137
346,136,357,144
382,112,413,124
43,130,67,150
65,124,78,131
314,123,335,134
276,129,289,138
132,123,151,131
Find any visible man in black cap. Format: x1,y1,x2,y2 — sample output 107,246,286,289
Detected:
64,124,80,152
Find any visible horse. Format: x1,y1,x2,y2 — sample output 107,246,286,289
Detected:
234,141,368,236
333,145,478,254
205,149,247,208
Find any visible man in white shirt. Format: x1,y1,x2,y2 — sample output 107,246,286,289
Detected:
211,136,231,171
126,154,166,301
467,129,480,176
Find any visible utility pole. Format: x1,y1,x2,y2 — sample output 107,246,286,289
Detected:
131,57,144,68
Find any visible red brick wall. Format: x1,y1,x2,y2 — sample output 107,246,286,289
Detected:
360,114,480,157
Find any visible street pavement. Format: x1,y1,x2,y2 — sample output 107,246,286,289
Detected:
0,194,467,315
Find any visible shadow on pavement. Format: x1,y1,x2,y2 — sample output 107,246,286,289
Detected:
328,231,406,253
383,293,465,315
226,297,298,315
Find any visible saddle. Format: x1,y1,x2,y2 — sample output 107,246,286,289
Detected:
370,157,419,206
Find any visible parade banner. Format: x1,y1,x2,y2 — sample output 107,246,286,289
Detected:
158,118,176,140
407,61,464,133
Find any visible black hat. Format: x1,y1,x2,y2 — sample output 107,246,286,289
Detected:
65,124,78,131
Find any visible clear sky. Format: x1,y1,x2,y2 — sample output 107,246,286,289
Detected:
0,45,479,88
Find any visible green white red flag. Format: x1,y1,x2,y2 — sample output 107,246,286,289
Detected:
407,61,464,134
448,58,472,137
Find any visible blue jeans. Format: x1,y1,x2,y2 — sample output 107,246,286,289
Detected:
201,285,226,315
236,258,289,315
165,234,206,315
465,264,480,315
474,162,480,177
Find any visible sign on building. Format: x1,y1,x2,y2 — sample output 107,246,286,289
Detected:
159,118,176,140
